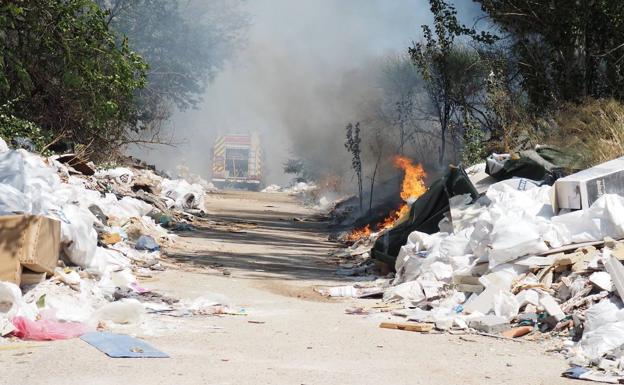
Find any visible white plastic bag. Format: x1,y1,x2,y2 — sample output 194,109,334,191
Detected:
494,290,520,320
0,150,25,191
0,184,30,214
584,299,623,333
383,281,425,303
159,179,205,210
553,194,624,243
93,299,144,324
97,194,153,220
580,321,624,362
95,167,134,186
0,281,36,320
60,205,98,268
0,137,8,153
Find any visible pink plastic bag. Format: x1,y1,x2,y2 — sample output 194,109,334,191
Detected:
12,316,92,341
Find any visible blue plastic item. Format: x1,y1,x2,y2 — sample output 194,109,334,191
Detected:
80,332,169,358
135,235,160,251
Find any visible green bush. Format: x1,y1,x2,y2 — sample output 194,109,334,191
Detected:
0,102,51,153
461,122,487,166
0,1,147,158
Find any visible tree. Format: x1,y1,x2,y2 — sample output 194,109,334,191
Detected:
283,158,310,181
408,0,498,165
475,0,624,108
409,0,492,165
367,129,386,213
96,0,247,131
0,1,147,155
380,55,426,155
345,122,363,212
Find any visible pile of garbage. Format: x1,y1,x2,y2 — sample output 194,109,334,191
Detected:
0,137,214,341
330,154,624,382
261,181,317,194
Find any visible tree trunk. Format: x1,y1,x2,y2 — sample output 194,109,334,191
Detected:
439,103,450,166
358,172,363,213
368,153,382,214
439,128,446,166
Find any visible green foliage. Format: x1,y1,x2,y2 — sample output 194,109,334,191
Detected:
475,0,624,109
0,101,52,153
0,0,147,157
407,0,624,167
409,0,490,165
460,121,486,166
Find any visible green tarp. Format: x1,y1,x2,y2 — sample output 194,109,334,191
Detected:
371,166,478,267
485,146,579,183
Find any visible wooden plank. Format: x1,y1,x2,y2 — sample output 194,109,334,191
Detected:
379,322,433,333
538,240,604,256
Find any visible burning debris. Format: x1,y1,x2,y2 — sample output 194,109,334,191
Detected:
346,155,427,242
331,153,624,382
347,224,373,242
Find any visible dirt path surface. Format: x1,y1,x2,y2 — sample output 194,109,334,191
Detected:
2,191,575,385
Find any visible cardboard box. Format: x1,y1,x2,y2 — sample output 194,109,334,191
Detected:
554,156,624,210
20,269,47,287
0,215,60,284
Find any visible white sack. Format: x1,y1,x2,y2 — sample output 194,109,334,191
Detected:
60,205,98,268
95,167,134,186
0,137,8,153
0,281,36,320
494,290,520,320
552,194,624,243
93,299,144,324
383,280,425,303
160,179,205,210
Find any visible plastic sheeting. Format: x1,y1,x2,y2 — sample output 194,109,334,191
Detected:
579,299,624,362
372,166,479,266
12,313,91,340
0,137,8,153
0,282,36,321
60,204,99,267
261,184,281,193
160,179,205,210
95,167,134,186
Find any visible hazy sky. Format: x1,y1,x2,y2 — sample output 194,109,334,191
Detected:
134,0,482,184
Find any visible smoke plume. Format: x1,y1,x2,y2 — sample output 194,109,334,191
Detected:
132,0,483,186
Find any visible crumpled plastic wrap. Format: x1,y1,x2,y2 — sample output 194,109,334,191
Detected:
160,179,205,210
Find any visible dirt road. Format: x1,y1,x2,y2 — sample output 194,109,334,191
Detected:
3,191,575,385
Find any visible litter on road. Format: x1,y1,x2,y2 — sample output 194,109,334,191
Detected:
80,332,169,358
0,138,248,350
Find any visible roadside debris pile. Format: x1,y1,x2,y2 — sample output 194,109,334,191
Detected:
261,180,342,212
261,181,317,194
174,164,218,193
0,136,216,342
331,153,624,382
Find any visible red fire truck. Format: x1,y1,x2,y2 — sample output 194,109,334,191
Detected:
211,133,263,190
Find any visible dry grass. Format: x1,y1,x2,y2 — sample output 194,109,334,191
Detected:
546,98,624,167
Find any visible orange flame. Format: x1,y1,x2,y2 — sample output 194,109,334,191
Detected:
346,155,427,242
393,155,427,201
346,224,371,242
